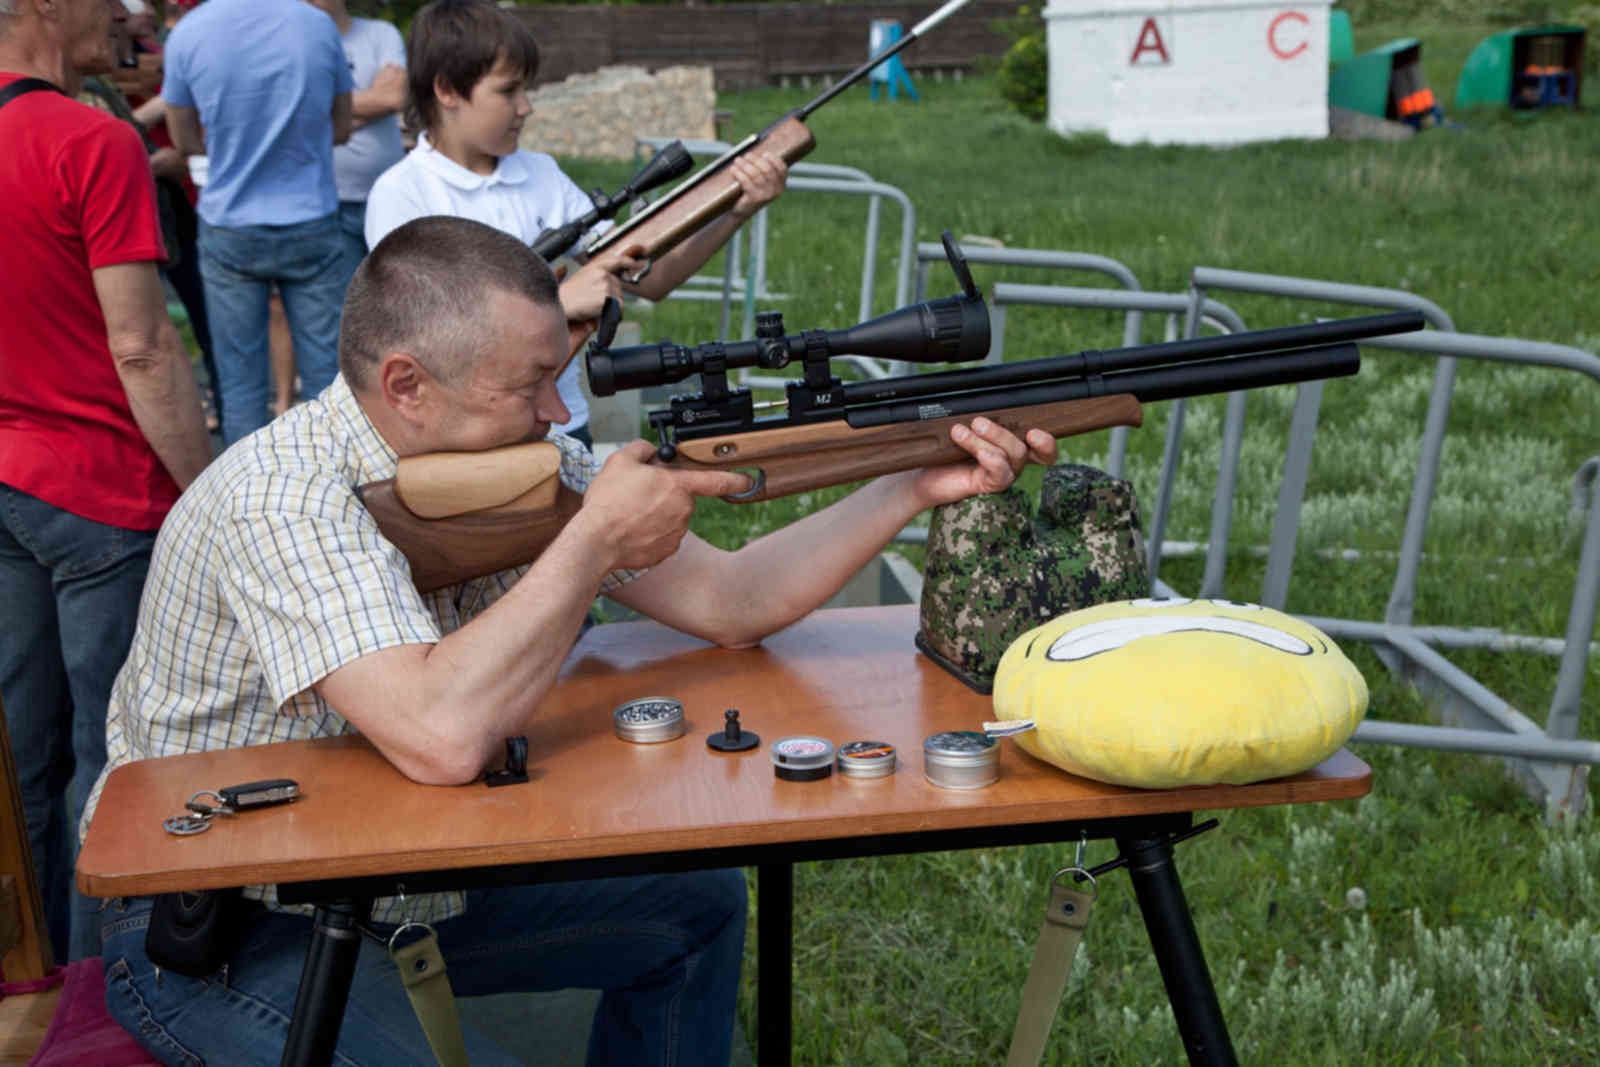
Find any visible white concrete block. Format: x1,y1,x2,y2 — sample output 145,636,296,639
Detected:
1046,0,1331,145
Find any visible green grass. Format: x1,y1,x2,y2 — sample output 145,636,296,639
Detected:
562,20,1599,1064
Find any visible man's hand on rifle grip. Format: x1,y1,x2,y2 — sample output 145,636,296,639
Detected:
728,153,789,222
912,418,1059,509
577,440,753,571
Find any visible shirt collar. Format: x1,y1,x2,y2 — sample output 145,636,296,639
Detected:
321,374,400,486
414,132,529,191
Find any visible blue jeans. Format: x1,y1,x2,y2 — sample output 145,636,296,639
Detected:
337,200,370,267
198,213,359,446
101,868,747,1066
0,484,157,963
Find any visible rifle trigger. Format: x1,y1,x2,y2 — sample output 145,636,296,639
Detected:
721,468,766,503
624,259,654,286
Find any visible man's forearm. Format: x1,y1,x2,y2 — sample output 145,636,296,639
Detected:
115,320,213,488
616,472,929,648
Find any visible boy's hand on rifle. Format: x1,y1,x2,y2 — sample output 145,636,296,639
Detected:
912,418,1058,508
558,254,640,322
728,154,788,221
575,440,752,571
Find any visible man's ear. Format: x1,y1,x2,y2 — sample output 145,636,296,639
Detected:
376,351,436,426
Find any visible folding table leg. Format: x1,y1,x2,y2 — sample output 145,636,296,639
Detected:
280,897,373,1067
757,862,793,1067
1117,833,1239,1067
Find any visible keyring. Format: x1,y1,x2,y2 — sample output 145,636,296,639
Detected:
163,813,212,836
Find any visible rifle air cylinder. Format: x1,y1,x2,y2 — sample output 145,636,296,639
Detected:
843,310,1419,408
844,342,1360,427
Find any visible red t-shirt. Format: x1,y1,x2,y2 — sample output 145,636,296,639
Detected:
0,73,177,530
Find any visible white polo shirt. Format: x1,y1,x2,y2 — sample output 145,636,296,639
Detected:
365,135,607,431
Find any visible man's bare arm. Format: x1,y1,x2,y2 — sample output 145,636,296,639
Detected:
164,104,204,157
350,63,405,128
93,262,213,488
315,442,751,786
331,92,353,145
613,419,1056,647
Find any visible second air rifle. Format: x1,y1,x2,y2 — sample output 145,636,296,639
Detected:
358,234,1425,593
581,0,981,279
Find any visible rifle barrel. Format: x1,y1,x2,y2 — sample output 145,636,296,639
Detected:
842,311,1419,407
796,0,979,119
844,342,1360,428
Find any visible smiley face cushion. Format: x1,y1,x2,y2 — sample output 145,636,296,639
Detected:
993,598,1368,788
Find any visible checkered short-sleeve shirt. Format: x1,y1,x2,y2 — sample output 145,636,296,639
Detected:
81,376,634,923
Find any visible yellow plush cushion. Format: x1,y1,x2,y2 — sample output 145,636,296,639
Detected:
993,598,1368,788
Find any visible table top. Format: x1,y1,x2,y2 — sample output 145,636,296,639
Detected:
78,605,1370,897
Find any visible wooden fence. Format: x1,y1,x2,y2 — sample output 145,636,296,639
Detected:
512,1,1020,91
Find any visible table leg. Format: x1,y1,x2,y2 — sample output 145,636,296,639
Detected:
280,897,372,1067
757,862,793,1067
1117,833,1239,1067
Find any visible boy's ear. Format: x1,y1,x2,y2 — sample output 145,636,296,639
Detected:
433,75,463,111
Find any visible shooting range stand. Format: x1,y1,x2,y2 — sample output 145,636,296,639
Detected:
1455,24,1586,111
1329,38,1443,129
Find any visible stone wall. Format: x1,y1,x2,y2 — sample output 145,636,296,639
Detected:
518,65,717,161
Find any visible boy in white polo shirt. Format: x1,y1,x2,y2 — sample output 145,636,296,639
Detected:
365,0,786,445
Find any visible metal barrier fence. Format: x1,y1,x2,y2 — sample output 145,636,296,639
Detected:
978,271,1599,817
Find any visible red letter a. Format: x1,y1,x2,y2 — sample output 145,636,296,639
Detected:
1129,18,1170,64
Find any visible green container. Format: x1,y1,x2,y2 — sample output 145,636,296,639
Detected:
1455,25,1586,110
1329,10,1354,67
1329,38,1420,118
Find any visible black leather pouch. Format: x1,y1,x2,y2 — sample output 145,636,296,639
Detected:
144,889,250,978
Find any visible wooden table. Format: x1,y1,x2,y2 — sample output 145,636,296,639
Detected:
79,605,1371,1066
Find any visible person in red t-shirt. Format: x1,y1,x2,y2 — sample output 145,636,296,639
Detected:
0,0,212,963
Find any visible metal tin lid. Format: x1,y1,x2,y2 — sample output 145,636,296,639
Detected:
771,736,835,780
613,697,687,743
771,736,834,770
837,740,897,778
923,730,998,765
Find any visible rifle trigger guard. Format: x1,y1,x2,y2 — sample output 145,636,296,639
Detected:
623,259,654,286
721,468,766,503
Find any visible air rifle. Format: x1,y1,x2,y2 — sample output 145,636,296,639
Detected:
357,234,1425,593
529,141,693,264
582,0,980,278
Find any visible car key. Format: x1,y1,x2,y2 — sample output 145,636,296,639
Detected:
217,778,300,810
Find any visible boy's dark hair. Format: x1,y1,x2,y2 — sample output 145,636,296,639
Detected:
406,0,541,133
339,216,561,391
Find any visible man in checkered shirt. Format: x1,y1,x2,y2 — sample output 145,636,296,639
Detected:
84,215,1058,1066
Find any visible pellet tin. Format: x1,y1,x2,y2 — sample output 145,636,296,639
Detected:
612,697,687,743
771,736,835,781
837,741,897,779
922,730,999,789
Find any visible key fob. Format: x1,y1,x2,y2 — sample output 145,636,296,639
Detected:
217,778,300,810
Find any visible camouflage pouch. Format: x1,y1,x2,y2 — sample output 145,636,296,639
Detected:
916,463,1150,693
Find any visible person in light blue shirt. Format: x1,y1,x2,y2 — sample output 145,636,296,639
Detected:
308,0,407,267
162,0,355,445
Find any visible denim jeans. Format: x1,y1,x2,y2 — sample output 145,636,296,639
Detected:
101,868,747,1066
337,200,370,267
0,484,157,963
198,213,360,446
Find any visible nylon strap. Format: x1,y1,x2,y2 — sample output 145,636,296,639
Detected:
390,926,470,1067
0,77,63,111
1005,878,1095,1067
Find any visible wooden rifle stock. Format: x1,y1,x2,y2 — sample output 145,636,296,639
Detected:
585,117,816,264
356,394,1143,593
